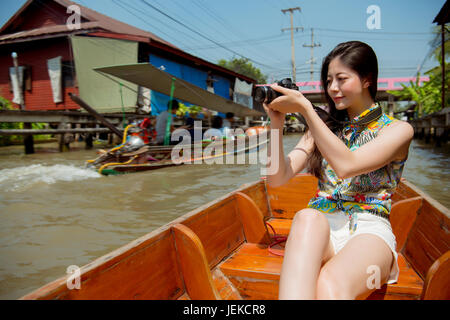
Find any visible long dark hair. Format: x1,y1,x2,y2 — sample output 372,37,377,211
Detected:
307,41,379,179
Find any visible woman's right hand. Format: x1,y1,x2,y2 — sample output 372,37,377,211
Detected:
263,103,285,127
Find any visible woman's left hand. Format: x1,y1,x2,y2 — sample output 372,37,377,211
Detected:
268,84,314,115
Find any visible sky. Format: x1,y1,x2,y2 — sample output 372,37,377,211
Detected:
0,0,446,83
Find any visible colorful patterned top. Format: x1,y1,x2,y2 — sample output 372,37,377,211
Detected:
306,104,407,233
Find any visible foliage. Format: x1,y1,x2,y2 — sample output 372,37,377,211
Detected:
427,25,449,64
176,102,203,118
388,64,449,116
0,97,20,146
217,58,267,84
0,96,52,146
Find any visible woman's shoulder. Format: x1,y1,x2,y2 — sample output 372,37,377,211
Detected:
377,118,414,161
382,117,413,135
374,114,413,136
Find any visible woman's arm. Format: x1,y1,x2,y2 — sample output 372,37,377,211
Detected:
268,85,414,180
264,105,315,187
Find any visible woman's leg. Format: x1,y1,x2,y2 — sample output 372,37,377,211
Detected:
278,208,335,299
316,233,394,300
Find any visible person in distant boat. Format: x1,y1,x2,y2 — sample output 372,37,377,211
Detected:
155,99,186,145
203,115,224,141
222,112,235,129
264,41,414,300
221,112,236,138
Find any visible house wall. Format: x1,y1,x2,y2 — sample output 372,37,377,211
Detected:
0,37,79,110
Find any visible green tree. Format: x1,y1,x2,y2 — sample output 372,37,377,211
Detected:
0,96,52,146
217,58,267,84
388,65,449,116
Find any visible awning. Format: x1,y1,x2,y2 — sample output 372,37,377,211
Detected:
94,63,264,118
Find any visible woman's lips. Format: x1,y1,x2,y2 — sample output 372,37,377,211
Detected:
333,96,344,102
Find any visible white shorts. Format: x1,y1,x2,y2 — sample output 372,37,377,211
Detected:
324,211,399,285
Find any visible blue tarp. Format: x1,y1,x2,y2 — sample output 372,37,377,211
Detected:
149,54,230,118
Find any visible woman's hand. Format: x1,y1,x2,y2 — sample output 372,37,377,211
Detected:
263,102,285,127
268,84,314,115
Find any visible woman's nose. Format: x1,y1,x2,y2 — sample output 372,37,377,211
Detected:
329,79,339,92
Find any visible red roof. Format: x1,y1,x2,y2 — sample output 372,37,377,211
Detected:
0,0,178,49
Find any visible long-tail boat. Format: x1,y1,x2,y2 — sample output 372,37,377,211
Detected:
21,174,449,300
87,125,269,175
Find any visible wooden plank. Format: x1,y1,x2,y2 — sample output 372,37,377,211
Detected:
228,277,279,300
266,218,292,237
21,228,185,300
181,197,245,269
266,174,318,219
211,268,242,300
0,110,123,124
235,192,271,245
403,199,450,279
0,128,122,135
219,244,282,281
172,224,220,300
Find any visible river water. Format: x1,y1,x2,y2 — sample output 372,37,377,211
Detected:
0,135,448,299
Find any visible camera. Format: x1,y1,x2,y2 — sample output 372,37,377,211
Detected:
253,78,299,104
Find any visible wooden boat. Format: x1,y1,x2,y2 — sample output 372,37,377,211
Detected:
21,174,449,300
88,126,269,175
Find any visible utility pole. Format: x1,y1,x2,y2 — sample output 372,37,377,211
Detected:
303,28,321,81
281,7,303,83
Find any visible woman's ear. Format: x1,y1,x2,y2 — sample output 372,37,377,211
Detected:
362,78,371,89
362,74,372,89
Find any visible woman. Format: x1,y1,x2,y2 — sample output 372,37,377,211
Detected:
264,41,414,300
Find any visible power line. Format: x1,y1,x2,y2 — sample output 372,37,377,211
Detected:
180,33,291,50
313,27,433,35
138,0,275,70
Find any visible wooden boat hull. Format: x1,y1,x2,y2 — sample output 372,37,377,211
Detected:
21,174,450,300
91,128,270,175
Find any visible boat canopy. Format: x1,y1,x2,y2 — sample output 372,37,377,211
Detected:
94,63,264,118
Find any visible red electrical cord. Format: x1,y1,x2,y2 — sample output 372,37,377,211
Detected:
265,222,287,256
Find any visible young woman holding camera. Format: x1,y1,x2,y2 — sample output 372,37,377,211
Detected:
264,41,414,300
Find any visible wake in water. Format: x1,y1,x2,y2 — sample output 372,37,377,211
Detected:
0,164,102,192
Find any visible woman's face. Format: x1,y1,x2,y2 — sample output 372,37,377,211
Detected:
326,57,369,111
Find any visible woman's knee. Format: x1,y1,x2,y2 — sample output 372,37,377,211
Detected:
292,209,329,232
